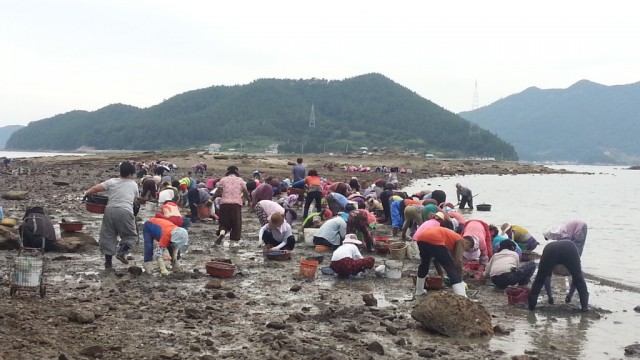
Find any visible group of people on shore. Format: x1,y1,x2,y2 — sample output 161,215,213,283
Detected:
77,157,589,312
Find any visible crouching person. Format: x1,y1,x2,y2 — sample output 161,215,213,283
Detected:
19,207,57,251
143,218,189,275
329,234,375,278
258,212,295,250
484,240,536,289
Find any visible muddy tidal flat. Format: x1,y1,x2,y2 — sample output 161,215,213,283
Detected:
0,151,627,360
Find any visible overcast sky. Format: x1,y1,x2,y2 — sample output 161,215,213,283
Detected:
1,1,638,127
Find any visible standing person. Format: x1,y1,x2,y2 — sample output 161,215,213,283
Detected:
330,234,375,278
484,240,536,289
303,169,323,219
258,212,295,251
84,161,139,269
292,157,306,205
213,166,251,246
413,226,474,297
455,183,473,209
543,220,588,303
528,240,589,312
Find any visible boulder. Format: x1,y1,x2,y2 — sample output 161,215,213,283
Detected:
2,191,29,200
0,226,20,250
54,235,98,253
411,291,493,337
625,343,640,357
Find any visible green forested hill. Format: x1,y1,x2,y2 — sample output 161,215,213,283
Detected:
459,80,640,163
7,74,517,160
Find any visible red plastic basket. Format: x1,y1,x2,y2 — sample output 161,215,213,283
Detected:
505,287,529,305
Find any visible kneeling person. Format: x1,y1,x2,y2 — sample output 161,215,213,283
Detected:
484,240,536,289
258,212,295,251
329,234,375,278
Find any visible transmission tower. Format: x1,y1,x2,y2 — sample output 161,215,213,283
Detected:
472,80,479,110
309,104,316,128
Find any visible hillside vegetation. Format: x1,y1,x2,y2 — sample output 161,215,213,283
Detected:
7,74,517,160
460,80,640,163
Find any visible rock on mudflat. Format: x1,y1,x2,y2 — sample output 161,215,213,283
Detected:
366,341,384,355
2,191,28,200
79,345,106,358
625,343,640,357
362,293,377,306
67,310,95,324
634,306,640,313
411,291,493,337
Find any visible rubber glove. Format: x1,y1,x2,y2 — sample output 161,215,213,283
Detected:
257,238,264,247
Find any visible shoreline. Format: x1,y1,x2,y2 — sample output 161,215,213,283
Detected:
1,151,636,360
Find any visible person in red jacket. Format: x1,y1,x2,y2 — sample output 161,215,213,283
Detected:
413,226,474,297
142,218,189,275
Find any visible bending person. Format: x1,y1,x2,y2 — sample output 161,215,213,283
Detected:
528,240,589,312
484,240,535,289
543,220,588,303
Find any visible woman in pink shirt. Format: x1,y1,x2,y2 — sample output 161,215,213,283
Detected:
213,166,251,246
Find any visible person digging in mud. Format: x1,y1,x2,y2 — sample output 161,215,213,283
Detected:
142,217,189,275
155,201,183,227
413,226,475,298
483,240,536,289
83,161,139,269
329,234,375,278
528,240,589,312
212,166,251,246
543,220,588,303
258,212,295,251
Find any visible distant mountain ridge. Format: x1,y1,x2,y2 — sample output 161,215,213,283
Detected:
459,80,640,163
0,125,24,149
6,74,517,160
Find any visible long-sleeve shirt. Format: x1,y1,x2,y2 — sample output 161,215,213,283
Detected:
346,209,373,246
259,222,293,250
414,226,467,277
483,249,520,277
456,186,472,201
331,243,363,261
314,217,347,246
543,220,587,255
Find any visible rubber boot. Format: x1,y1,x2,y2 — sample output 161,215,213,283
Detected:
579,292,589,312
156,258,170,276
104,255,113,269
171,248,181,272
215,229,226,245
452,282,467,297
116,244,131,265
414,277,427,296
143,261,155,274
528,292,538,311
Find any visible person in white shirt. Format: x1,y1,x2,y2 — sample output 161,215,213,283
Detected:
484,240,536,289
258,212,295,250
329,234,375,278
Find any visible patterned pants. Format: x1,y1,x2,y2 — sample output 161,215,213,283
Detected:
330,257,375,277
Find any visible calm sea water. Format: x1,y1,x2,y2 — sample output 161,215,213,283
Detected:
406,165,640,359
0,150,86,158
405,164,640,287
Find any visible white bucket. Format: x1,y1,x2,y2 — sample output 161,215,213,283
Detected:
384,260,403,279
304,228,319,247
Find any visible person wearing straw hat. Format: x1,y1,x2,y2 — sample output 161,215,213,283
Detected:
501,223,539,251
330,234,375,278
258,212,296,251
413,226,475,297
